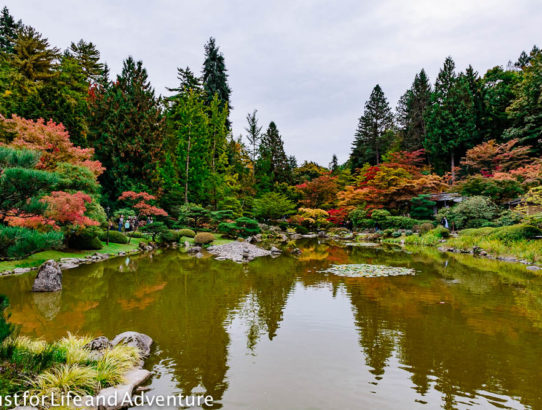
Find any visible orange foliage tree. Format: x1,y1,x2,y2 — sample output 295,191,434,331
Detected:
460,139,531,176
296,174,338,208
40,191,100,229
118,191,168,218
1,115,104,176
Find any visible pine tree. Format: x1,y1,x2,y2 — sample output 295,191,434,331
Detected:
425,57,476,180
329,154,339,172
397,69,431,151
504,47,542,155
0,6,22,53
65,39,104,83
87,57,166,203
245,110,262,162
464,65,484,144
256,121,291,189
350,84,394,169
167,66,202,97
202,37,231,124
10,26,59,84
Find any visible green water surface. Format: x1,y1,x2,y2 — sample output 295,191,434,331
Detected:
0,240,541,409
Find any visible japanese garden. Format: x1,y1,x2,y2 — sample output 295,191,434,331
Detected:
0,3,541,409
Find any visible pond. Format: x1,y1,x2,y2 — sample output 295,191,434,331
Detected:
1,240,541,409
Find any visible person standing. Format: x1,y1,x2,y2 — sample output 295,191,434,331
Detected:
118,215,124,232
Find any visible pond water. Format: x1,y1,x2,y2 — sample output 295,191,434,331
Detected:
1,240,541,409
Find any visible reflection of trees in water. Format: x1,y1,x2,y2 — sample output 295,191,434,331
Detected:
339,246,542,409
2,243,542,408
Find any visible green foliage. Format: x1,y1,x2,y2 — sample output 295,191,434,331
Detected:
218,217,260,238
350,84,394,168
437,196,499,229
140,222,168,242
194,232,215,245
382,216,423,230
255,122,293,188
216,196,242,218
494,210,523,227
418,222,435,234
178,229,196,238
253,192,296,220
67,228,102,250
98,230,128,244
159,229,181,243
0,226,63,258
487,224,542,242
349,208,368,229
0,295,14,345
458,176,524,203
410,194,436,220
370,209,391,224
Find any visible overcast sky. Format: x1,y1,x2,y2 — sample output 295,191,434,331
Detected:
4,0,540,165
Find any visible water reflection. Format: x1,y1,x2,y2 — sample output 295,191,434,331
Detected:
0,242,541,409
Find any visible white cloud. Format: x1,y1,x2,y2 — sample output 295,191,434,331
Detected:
5,0,540,165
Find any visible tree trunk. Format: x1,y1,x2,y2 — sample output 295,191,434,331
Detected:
184,127,192,204
450,150,455,184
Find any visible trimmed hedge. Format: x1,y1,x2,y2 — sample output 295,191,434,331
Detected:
67,230,102,250
99,230,129,244
0,226,64,259
218,217,260,238
178,229,196,238
488,224,542,242
160,230,181,243
194,232,215,245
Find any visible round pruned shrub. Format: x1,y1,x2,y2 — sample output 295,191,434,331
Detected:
99,230,129,244
194,232,215,245
418,222,434,235
178,229,196,238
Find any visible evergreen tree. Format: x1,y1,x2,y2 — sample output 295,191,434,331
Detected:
167,66,202,97
207,94,229,207
87,57,166,203
504,47,542,155
10,26,59,85
256,121,291,189
397,69,431,151
245,109,262,162
202,37,231,124
65,39,104,83
329,154,339,172
350,84,394,169
425,57,476,180
464,65,484,144
0,6,22,53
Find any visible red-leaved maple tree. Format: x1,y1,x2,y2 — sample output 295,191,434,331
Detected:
41,191,100,228
118,191,168,217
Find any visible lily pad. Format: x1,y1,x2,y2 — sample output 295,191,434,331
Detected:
319,263,415,278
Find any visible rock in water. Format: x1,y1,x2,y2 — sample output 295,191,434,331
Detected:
111,331,153,357
32,260,62,292
85,336,113,351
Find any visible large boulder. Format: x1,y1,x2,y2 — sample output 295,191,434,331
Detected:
85,336,113,351
111,331,153,357
32,260,62,292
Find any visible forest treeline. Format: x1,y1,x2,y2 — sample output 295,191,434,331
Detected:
0,5,541,258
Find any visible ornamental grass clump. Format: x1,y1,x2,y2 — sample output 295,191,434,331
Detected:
31,363,98,397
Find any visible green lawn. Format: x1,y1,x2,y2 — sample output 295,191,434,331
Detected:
180,233,233,246
0,238,143,273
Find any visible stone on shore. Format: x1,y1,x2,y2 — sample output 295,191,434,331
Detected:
96,368,151,410
111,331,153,357
207,242,271,263
32,260,62,292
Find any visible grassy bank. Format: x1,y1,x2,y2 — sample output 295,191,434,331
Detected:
385,224,542,264
0,238,144,273
0,334,140,400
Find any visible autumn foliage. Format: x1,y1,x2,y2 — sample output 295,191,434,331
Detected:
118,191,168,217
41,191,100,228
1,115,104,176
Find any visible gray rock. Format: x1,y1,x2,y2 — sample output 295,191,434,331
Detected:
270,246,281,254
32,260,62,292
207,241,271,263
188,246,202,254
318,231,327,238
195,252,203,258
301,234,317,239
85,336,113,351
253,234,262,242
60,262,79,270
277,233,288,242
96,368,151,410
526,265,542,271
13,267,32,275
111,332,153,357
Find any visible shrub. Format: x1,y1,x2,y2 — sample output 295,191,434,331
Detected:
0,226,64,258
67,228,102,250
410,194,436,220
494,210,523,227
178,229,196,238
349,208,368,229
418,222,434,235
382,216,421,230
218,217,260,238
431,226,450,238
98,230,128,244
127,231,145,238
488,224,542,242
392,231,402,238
194,232,215,245
296,225,309,234
371,209,391,224
253,192,296,220
0,296,14,345
140,222,168,242
437,196,498,229
405,230,413,236
159,230,181,243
